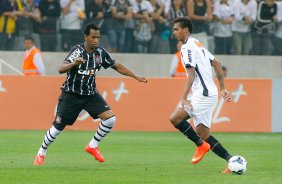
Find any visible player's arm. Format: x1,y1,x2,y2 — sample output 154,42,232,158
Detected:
211,59,232,102
111,63,148,83
181,66,195,110
58,57,84,74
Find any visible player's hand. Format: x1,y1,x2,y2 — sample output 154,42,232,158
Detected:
221,89,232,102
74,57,84,66
136,76,148,83
181,99,193,111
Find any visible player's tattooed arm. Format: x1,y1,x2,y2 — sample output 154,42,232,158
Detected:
111,63,148,83
211,59,225,90
58,57,84,74
211,59,232,102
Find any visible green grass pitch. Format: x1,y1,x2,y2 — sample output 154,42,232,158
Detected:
0,131,282,184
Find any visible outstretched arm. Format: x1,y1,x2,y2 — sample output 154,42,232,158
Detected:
111,63,148,83
211,59,232,102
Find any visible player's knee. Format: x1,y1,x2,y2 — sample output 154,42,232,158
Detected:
169,113,180,126
102,116,116,127
53,121,66,131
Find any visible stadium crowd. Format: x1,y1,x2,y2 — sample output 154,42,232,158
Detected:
0,0,282,55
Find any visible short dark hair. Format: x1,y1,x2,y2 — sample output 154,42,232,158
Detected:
173,17,193,34
24,35,34,42
84,23,100,35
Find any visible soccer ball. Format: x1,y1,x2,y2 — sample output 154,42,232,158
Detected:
228,155,247,175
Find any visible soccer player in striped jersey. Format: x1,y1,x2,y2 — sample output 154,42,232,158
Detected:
33,23,148,165
170,17,233,173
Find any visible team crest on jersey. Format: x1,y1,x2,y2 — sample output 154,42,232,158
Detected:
95,54,101,65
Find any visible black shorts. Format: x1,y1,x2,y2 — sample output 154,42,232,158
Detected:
54,91,111,126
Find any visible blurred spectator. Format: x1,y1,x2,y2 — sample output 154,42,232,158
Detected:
14,0,41,51
22,35,45,76
222,65,227,78
231,0,257,55
187,0,213,49
123,15,136,53
85,0,112,49
252,0,277,55
167,0,186,53
38,0,61,51
60,0,85,51
132,0,154,53
169,41,186,78
158,0,171,15
108,0,133,53
213,0,234,55
149,0,169,53
85,0,104,28
0,0,23,50
271,0,282,55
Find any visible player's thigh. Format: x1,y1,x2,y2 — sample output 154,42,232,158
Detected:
56,92,84,125
84,93,113,120
191,95,217,129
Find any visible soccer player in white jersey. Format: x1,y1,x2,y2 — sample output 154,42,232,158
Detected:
170,17,233,173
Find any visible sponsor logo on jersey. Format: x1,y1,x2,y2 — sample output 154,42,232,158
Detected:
188,50,192,63
67,49,81,63
77,69,96,76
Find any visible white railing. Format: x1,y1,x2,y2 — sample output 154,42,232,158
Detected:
0,58,24,76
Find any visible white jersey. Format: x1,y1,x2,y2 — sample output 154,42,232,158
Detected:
181,37,218,97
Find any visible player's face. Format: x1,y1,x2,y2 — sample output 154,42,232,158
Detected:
24,39,33,50
85,29,100,49
173,23,187,43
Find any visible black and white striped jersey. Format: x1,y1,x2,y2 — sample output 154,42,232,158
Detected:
61,43,115,95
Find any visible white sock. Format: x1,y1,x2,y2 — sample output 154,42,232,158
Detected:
37,126,62,156
89,116,116,148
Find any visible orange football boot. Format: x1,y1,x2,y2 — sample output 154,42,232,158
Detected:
191,141,210,164
222,166,231,174
33,154,45,166
85,144,105,162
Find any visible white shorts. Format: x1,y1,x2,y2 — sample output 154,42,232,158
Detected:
179,95,218,128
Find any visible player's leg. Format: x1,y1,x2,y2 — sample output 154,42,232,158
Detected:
196,124,232,173
170,108,203,146
196,124,232,161
84,93,116,162
170,107,210,164
34,92,83,165
89,111,116,149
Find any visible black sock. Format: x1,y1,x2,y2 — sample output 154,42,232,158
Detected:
175,120,203,146
206,135,232,161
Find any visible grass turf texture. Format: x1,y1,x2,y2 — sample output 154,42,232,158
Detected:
0,131,281,184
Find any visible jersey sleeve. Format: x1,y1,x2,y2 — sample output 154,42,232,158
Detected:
101,50,116,69
64,45,82,63
181,45,197,68
206,49,215,61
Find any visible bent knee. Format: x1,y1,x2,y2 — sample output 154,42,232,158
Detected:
101,116,116,127
169,113,182,126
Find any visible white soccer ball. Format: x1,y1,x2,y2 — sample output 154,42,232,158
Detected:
228,155,247,175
